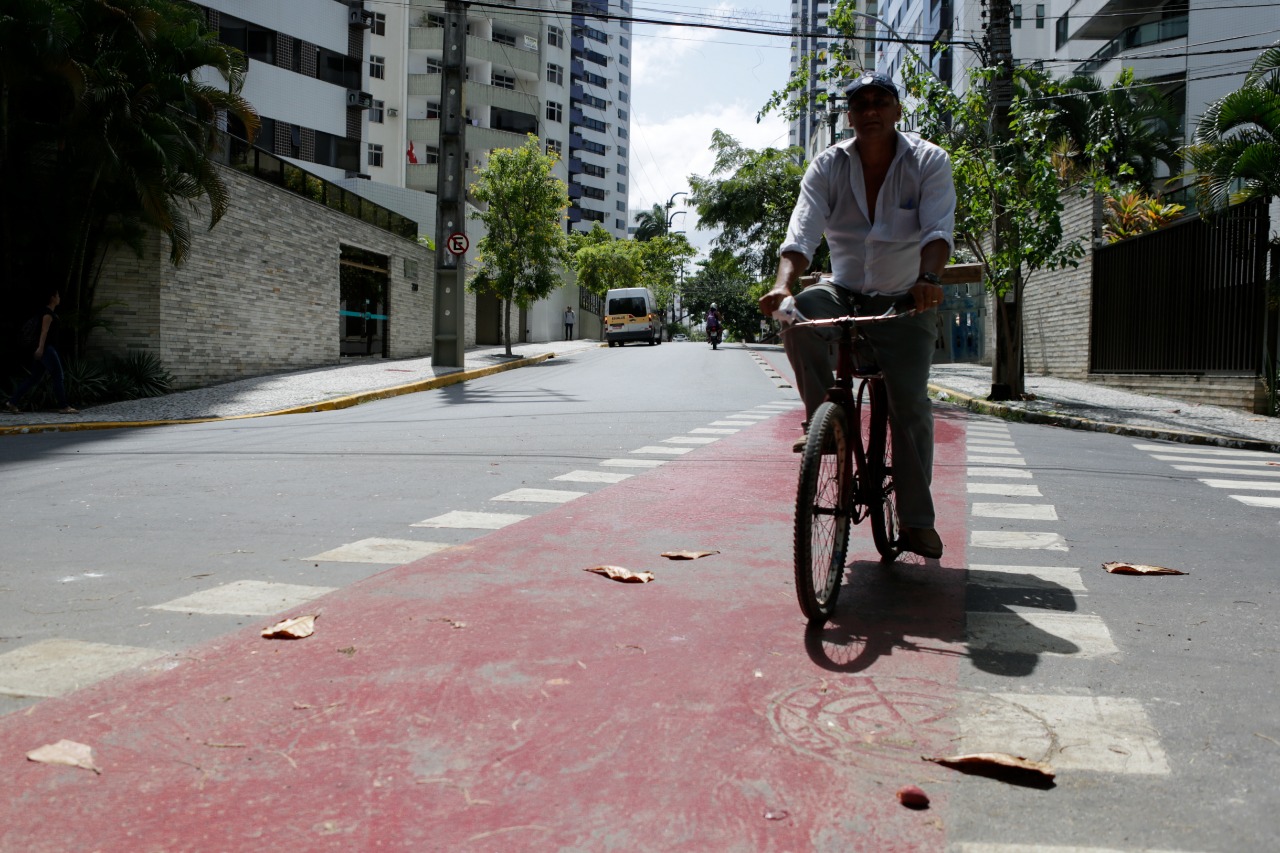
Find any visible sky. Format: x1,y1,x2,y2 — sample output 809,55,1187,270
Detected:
626,1,794,261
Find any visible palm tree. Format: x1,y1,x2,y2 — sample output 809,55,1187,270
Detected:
1182,41,1280,210
632,202,668,241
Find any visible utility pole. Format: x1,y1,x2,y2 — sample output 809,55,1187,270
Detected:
433,0,468,367
986,0,1021,400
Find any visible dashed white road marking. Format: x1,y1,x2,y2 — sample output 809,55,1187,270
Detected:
968,455,1026,465
306,538,452,564
730,413,772,420
970,530,1069,550
967,427,1011,435
490,488,587,503
1153,454,1279,467
600,458,667,468
965,446,1023,456
1172,463,1280,477
151,579,336,616
1232,494,1280,508
967,438,1017,448
0,639,167,699
413,510,529,529
967,563,1087,592
967,482,1043,496
972,502,1059,521
967,612,1118,658
553,470,633,483
1135,443,1277,458
690,428,739,435
954,845,1193,853
662,436,719,445
630,445,694,455
967,466,1034,479
708,420,755,426
1199,479,1280,491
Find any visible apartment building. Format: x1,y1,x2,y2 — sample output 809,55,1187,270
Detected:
790,0,883,158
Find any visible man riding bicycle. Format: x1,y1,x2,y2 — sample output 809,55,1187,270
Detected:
758,71,956,560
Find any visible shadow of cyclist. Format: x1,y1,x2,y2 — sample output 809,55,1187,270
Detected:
804,559,1082,677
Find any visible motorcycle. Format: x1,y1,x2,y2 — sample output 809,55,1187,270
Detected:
708,325,722,350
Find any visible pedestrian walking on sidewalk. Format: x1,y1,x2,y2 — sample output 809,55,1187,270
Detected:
758,71,955,559
564,306,576,340
6,288,78,415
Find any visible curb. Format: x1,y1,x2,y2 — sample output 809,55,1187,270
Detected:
929,384,1280,454
0,352,555,437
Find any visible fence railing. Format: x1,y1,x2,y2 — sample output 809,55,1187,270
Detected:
1090,199,1269,374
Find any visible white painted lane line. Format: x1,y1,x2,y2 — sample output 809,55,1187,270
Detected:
967,439,1017,447
971,502,1059,521
709,420,755,426
413,510,529,529
491,488,587,504
1172,463,1280,477
630,445,694,455
967,612,1118,658
967,563,1087,592
306,538,452,564
600,458,667,468
1134,443,1278,459
968,483,1043,496
1231,494,1280,508
957,693,1169,775
690,428,739,435
967,467,1034,479
968,455,1027,465
1199,479,1280,491
967,425,1011,433
954,846,1194,853
0,639,167,699
662,436,719,445
970,530,1069,550
1153,453,1280,467
151,580,336,616
731,413,772,419
554,470,633,483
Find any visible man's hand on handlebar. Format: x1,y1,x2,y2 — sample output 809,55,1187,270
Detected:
759,283,792,318
909,280,944,313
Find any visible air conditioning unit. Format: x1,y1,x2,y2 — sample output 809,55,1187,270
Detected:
348,3,373,28
347,90,373,109
387,107,398,117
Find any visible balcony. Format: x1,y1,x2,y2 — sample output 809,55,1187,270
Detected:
1068,0,1180,41
408,28,538,76
408,75,538,115
1075,14,1188,75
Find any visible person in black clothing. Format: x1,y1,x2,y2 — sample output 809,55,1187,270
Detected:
6,289,78,414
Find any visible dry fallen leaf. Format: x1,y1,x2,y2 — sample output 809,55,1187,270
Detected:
585,565,654,583
27,739,101,774
896,785,929,809
924,752,1055,786
1103,562,1188,576
660,550,721,560
262,613,318,639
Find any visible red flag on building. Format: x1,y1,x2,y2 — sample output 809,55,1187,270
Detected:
407,141,418,164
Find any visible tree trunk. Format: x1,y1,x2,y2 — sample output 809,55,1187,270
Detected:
502,297,513,357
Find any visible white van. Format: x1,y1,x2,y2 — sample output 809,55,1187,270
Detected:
603,287,662,347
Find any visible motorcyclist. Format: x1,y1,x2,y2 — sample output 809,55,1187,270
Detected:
706,303,722,342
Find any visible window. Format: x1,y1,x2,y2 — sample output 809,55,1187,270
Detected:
580,208,605,222
618,72,629,85
581,139,607,155
547,63,563,85
427,101,441,119
618,145,627,157
618,90,628,103
582,185,606,200
370,99,384,123
372,13,386,36
617,182,625,193
1036,4,1046,28
426,13,445,28
368,143,383,168
369,55,385,79
620,35,630,49
424,145,440,164
617,108,628,121
617,127,627,139
582,93,607,109
546,101,563,122
547,139,562,156
426,58,443,74
1055,14,1070,50
579,115,607,132
493,31,516,47
617,163,627,175
548,25,564,47
619,54,629,67
616,219,625,230
1012,4,1022,28
493,72,516,90
616,200,626,212
581,161,607,178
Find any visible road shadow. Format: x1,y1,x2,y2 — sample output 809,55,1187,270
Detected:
803,559,1081,677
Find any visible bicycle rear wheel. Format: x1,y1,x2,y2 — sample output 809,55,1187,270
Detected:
862,380,901,562
794,402,852,621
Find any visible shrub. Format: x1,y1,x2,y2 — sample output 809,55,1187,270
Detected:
107,351,173,399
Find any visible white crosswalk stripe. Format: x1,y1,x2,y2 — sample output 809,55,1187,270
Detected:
1136,441,1280,515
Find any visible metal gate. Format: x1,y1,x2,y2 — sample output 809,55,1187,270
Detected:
339,246,390,358
1090,199,1269,374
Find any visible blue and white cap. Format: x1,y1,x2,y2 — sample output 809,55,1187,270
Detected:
843,71,899,101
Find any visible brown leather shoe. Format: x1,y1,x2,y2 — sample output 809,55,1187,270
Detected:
901,527,943,559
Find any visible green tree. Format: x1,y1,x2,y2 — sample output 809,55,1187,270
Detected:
688,130,821,279
906,63,1085,399
468,135,570,356
569,223,642,296
682,249,761,342
635,232,696,331
0,0,258,357
632,203,669,241
1182,40,1280,210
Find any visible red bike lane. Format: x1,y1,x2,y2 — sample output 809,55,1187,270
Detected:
0,406,970,852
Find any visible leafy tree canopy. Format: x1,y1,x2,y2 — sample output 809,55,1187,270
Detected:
468,135,570,355
682,249,763,342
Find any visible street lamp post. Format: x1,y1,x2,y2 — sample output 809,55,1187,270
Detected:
664,191,687,235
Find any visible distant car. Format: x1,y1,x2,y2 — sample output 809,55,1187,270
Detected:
672,334,688,342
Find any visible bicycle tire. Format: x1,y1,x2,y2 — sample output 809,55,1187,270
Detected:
863,380,902,562
794,402,852,621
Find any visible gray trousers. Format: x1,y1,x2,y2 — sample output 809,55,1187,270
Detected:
785,283,938,528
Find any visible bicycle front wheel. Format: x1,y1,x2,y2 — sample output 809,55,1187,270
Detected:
862,380,901,562
794,402,852,621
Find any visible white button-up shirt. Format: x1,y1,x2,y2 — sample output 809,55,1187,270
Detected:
780,131,956,296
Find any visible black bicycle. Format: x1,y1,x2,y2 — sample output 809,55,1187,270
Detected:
787,303,915,622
